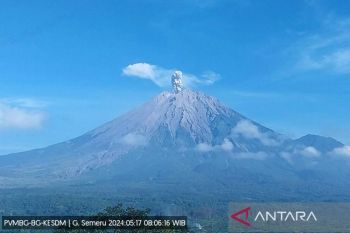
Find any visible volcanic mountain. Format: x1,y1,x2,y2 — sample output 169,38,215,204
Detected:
0,89,349,200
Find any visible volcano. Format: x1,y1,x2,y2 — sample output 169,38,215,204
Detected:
0,87,349,201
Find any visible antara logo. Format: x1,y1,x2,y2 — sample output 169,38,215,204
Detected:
254,211,317,222
231,207,317,227
230,207,251,227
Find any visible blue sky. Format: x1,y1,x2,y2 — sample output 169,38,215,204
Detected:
1,0,350,154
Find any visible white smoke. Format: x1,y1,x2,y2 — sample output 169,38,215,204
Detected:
122,62,219,88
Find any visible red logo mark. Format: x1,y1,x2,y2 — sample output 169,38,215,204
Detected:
231,207,251,227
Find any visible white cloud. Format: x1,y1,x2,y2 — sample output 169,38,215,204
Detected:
198,71,221,85
298,47,350,74
0,98,48,108
221,138,234,151
195,138,267,160
300,146,320,157
280,151,294,164
196,143,213,152
122,63,219,88
292,17,350,74
331,145,350,158
0,102,46,129
120,133,147,146
196,138,234,152
232,120,278,146
280,146,321,164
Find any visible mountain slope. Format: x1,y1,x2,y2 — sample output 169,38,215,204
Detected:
0,89,348,199
0,90,280,180
82,90,280,148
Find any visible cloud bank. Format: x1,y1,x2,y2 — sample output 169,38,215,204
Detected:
122,63,220,88
331,145,350,158
300,146,320,157
232,120,279,146
196,138,234,152
0,98,47,130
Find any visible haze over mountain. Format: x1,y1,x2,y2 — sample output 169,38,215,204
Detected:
0,82,349,200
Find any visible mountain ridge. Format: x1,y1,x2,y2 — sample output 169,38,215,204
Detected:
0,89,348,192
